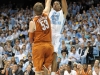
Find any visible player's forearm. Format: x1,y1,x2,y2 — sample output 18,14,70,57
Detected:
45,0,47,5
61,0,68,18
46,0,52,6
44,0,52,14
29,32,34,44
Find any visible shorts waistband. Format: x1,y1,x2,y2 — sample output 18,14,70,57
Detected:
34,41,51,44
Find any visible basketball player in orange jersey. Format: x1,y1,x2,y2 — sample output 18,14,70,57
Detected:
28,0,53,75
45,0,68,75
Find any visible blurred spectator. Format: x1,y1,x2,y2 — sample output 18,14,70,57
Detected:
64,64,77,75
57,57,61,71
92,66,100,75
86,41,93,64
22,56,32,72
0,33,6,43
77,43,88,64
0,55,3,70
15,49,26,62
60,49,68,66
24,65,35,75
68,46,80,64
11,64,24,75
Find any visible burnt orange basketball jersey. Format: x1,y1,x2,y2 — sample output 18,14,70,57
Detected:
81,70,89,75
33,13,52,43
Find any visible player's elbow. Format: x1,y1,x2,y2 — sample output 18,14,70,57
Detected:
43,9,49,15
64,11,68,18
29,38,34,44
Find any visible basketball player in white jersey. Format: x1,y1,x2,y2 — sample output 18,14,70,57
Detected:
45,0,68,75
49,0,68,53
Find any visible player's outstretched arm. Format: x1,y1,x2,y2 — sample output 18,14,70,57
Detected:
61,0,68,18
45,0,47,6
43,0,52,15
28,21,36,44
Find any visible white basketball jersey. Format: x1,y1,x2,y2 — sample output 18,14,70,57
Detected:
49,8,65,34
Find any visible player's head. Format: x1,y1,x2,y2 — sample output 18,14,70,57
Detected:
53,0,61,11
33,2,44,15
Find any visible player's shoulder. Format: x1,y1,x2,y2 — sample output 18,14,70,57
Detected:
42,12,49,16
43,13,47,16
29,20,35,26
30,20,34,24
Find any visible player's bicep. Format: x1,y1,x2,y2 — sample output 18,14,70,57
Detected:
28,21,36,33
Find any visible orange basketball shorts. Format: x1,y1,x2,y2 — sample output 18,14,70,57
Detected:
32,42,54,71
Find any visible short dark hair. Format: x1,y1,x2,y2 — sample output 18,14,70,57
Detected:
87,41,91,43
61,49,68,55
33,2,44,15
53,0,62,7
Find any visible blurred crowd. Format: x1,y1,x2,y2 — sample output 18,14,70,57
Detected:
0,1,100,75
0,2,34,75
56,60,100,75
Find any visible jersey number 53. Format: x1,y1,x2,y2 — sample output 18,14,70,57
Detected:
40,19,49,30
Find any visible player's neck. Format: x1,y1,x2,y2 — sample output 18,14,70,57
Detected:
35,13,43,17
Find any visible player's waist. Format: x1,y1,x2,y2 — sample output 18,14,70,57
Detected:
34,41,51,44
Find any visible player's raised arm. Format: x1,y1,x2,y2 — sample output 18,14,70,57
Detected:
43,0,52,15
45,0,47,6
61,0,68,18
